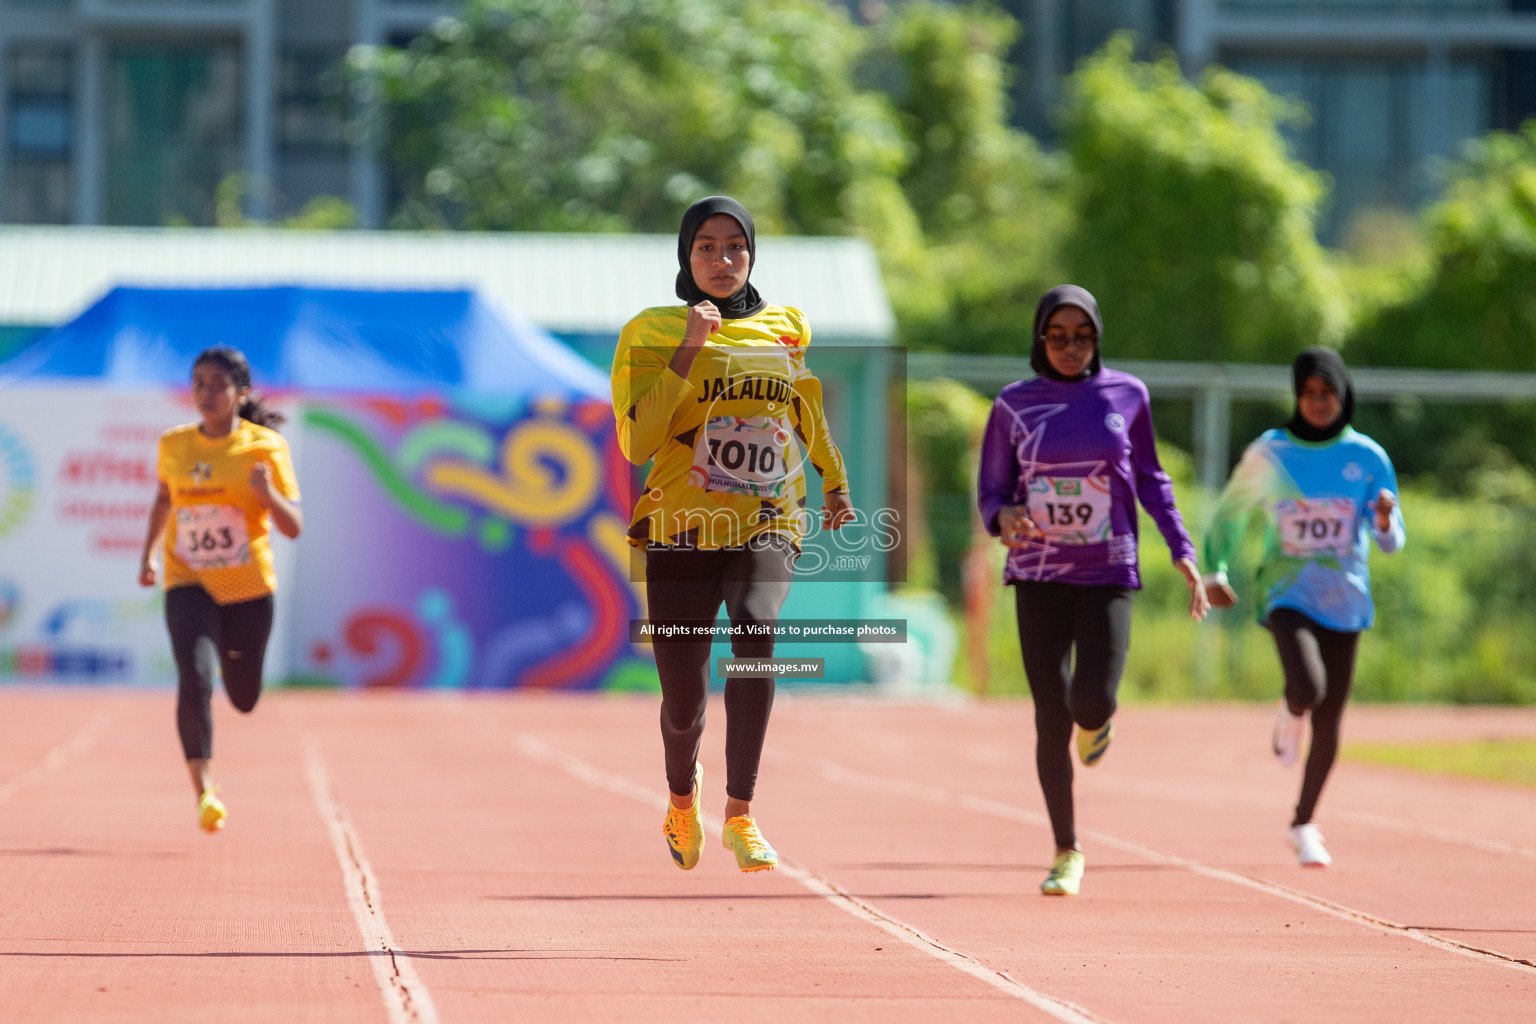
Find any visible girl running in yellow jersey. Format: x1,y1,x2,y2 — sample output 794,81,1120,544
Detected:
137,347,302,832
613,196,853,872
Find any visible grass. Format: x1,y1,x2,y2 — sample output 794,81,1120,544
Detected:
1344,737,1536,789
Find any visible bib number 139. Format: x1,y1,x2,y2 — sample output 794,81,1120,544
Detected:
1025,475,1113,545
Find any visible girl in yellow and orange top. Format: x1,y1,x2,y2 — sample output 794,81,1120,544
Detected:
613,196,853,873
137,346,302,832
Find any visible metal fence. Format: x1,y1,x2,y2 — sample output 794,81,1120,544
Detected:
906,352,1536,492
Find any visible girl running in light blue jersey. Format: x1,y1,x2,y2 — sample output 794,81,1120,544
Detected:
1204,348,1404,868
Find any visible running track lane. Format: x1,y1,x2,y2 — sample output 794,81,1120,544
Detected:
0,690,390,1023
2,691,1534,1022
289,692,1077,1023
473,695,1536,1023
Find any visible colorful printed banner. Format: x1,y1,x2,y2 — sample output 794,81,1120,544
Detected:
0,386,300,684
283,393,650,690
0,386,654,691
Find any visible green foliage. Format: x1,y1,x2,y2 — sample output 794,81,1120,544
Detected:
283,195,359,230
873,2,1068,349
357,0,910,238
356,0,1063,351
1061,35,1349,362
1352,123,1536,371
934,433,1536,705
905,378,994,603
1124,480,1536,705
1345,737,1536,789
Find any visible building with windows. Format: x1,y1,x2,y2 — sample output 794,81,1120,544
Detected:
6,1,1536,236
1007,0,1536,238
0,0,447,228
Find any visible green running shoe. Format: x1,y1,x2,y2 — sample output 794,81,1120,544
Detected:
721,815,778,873
661,763,704,870
1076,720,1114,767
1040,849,1085,896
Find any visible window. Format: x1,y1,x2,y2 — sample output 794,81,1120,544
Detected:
1229,55,1493,238
105,44,241,226
278,48,347,153
1220,1,1504,11
5,45,73,224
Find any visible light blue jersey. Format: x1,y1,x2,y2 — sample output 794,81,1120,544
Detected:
1205,427,1405,632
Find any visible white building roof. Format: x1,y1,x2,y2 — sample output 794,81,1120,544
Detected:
0,226,894,343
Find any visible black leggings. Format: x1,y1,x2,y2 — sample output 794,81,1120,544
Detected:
1266,607,1358,827
166,586,274,761
1015,581,1134,851
645,536,795,803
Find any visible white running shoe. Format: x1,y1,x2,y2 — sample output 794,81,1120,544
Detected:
1287,823,1332,868
1272,701,1304,767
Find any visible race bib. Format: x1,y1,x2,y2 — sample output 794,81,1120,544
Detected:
690,415,798,498
1026,475,1114,544
174,504,251,570
1275,497,1356,558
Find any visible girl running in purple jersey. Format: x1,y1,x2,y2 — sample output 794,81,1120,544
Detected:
978,285,1209,896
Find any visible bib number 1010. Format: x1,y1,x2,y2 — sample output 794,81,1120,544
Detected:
708,437,777,475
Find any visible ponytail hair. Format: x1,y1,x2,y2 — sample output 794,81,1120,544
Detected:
192,346,287,430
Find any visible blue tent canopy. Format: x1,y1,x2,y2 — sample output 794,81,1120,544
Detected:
0,285,609,397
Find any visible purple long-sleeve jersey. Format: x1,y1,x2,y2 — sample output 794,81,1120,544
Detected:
977,368,1196,588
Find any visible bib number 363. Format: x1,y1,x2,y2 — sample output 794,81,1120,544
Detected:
175,504,251,570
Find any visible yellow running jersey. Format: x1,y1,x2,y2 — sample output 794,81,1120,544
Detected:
157,419,300,605
613,304,848,549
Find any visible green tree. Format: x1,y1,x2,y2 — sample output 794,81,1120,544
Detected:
355,0,918,248
1340,125,1536,480
906,377,993,602
1060,36,1348,362
1351,123,1536,371
874,1,1068,351
355,0,1068,347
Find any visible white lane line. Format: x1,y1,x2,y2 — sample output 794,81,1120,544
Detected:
820,761,1536,975
0,711,113,806
515,734,1113,1024
1333,808,1536,863
303,742,441,1024
1090,776,1536,864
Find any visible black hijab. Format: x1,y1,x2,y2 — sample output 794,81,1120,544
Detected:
675,196,767,320
1031,284,1104,382
1284,346,1354,443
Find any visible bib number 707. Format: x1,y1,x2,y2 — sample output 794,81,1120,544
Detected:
1291,517,1344,542
1275,497,1355,558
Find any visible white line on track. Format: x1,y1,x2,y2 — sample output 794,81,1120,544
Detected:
820,760,1536,975
303,743,441,1024
0,710,113,807
1333,808,1536,862
515,734,1114,1024
1089,775,1536,864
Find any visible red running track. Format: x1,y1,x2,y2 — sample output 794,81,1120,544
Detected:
0,690,1533,1023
